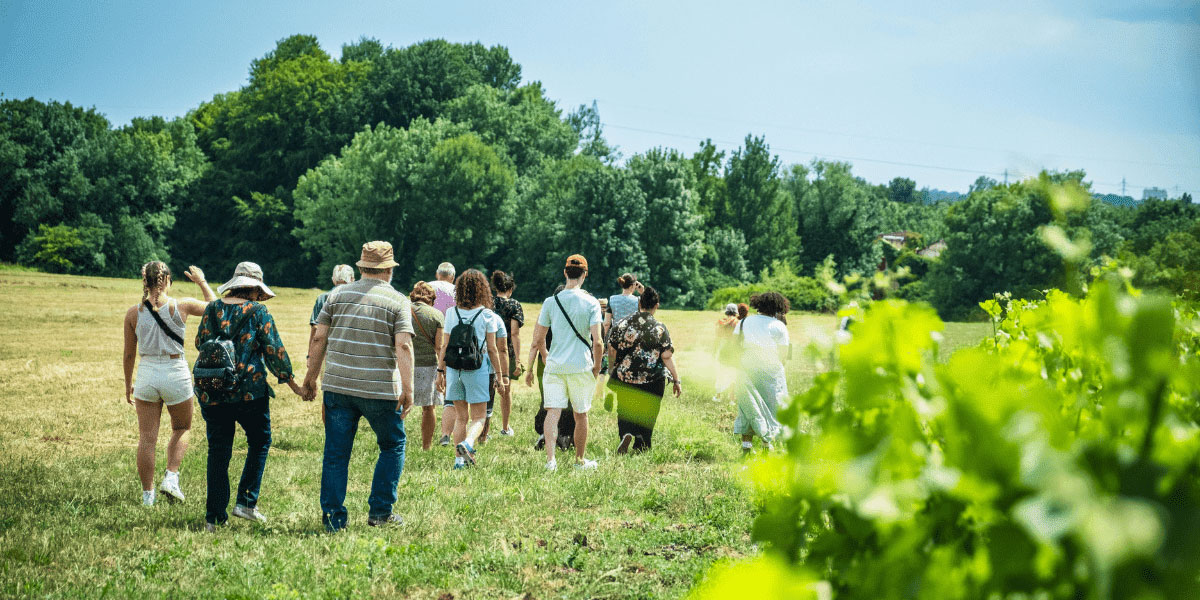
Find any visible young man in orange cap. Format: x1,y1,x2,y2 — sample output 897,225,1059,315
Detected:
525,254,603,471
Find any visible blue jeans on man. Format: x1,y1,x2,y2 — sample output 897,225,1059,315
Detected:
320,391,406,531
200,397,271,525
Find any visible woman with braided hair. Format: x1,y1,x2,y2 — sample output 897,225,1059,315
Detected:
122,261,216,506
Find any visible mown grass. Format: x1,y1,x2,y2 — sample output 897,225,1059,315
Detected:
0,270,988,599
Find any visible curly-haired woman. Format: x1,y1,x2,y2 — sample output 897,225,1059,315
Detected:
436,269,508,469
122,262,216,506
734,292,791,453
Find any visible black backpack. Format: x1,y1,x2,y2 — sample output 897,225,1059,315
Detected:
444,307,485,371
193,302,258,394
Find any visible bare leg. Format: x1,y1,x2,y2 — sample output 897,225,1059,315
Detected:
452,401,469,445
441,405,456,440
421,406,436,450
464,403,488,447
500,384,512,431
134,400,163,491
164,400,192,472
543,408,561,462
573,411,589,462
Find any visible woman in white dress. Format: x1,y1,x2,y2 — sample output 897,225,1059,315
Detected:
733,292,790,453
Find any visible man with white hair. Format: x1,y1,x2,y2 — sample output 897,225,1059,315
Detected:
430,262,456,314
429,262,457,446
310,264,355,351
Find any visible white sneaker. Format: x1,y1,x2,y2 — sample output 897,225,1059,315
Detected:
232,504,267,523
576,459,598,471
545,459,557,472
142,490,155,506
159,473,184,502
499,428,515,436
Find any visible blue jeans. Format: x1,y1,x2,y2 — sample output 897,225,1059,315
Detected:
320,391,406,531
200,397,271,525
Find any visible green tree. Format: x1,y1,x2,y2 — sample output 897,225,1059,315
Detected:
442,83,576,171
628,148,706,307
886,176,918,203
722,135,798,273
791,160,885,276
293,120,516,286
688,138,726,226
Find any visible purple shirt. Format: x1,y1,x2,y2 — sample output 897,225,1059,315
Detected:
430,280,456,314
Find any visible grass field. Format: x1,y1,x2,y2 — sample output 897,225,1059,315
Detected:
0,270,989,599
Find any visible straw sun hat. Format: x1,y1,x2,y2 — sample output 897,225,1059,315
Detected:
217,261,276,299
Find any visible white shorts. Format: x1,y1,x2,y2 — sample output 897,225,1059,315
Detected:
412,366,437,407
133,355,193,406
542,371,596,413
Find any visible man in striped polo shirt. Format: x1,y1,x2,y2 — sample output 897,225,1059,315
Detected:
304,241,415,531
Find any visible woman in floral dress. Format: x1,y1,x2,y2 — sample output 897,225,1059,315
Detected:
605,286,682,453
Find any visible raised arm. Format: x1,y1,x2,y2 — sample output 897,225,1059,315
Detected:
122,306,138,405
179,266,215,317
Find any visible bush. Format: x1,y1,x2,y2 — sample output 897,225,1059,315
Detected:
16,220,110,274
707,262,834,313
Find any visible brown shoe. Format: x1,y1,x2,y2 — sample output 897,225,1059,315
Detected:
617,433,634,455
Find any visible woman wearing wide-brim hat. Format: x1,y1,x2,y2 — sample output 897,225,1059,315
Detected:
193,261,304,532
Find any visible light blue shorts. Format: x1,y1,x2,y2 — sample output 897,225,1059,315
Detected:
445,367,490,404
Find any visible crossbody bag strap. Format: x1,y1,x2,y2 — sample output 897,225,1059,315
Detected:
411,306,434,345
554,292,592,349
142,300,185,346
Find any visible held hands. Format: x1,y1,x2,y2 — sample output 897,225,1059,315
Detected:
183,265,206,284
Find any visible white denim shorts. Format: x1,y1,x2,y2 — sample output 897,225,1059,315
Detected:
133,355,194,406
542,371,596,413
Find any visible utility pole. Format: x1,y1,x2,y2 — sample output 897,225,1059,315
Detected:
1121,177,1126,196
1003,169,1008,185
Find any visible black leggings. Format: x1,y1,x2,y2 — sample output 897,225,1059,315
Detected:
610,378,665,452
533,356,576,437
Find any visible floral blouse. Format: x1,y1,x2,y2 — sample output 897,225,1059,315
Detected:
607,311,674,385
493,295,525,355
194,301,294,405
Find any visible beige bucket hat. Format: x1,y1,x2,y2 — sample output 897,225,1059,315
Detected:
356,241,400,269
217,261,276,299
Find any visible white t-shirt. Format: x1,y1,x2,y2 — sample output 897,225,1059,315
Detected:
445,306,507,374
538,289,602,374
734,314,789,367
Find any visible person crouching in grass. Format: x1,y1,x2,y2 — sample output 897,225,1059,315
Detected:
437,269,508,470
122,261,215,506
194,262,304,532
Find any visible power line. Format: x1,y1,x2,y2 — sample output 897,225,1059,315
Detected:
602,121,1188,196
594,98,1199,170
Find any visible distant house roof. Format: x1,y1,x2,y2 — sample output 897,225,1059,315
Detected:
917,240,946,259
877,231,917,249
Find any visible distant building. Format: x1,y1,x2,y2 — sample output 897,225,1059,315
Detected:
917,240,946,259
1143,187,1168,201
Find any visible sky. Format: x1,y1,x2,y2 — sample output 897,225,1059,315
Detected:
2,0,1198,198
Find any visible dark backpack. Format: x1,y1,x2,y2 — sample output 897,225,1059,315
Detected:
193,302,258,395
444,307,485,371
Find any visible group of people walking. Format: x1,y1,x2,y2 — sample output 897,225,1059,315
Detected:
123,240,790,530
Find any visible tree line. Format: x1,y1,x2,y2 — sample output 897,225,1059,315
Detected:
2,35,1196,316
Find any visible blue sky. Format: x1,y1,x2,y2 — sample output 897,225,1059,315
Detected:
2,0,1198,197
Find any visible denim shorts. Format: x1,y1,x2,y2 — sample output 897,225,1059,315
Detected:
133,355,193,406
445,367,490,404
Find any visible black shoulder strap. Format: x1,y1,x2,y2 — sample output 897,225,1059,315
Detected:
142,300,185,346
554,292,592,349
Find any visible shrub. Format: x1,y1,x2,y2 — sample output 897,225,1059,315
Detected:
707,261,834,313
